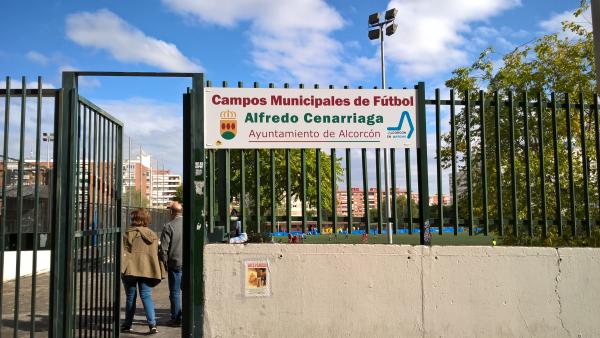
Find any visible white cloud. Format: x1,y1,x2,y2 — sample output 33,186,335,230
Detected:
26,51,49,66
384,0,521,79
94,97,183,174
66,9,202,72
539,7,592,39
161,0,365,85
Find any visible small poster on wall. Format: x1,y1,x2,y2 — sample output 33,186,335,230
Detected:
244,260,271,297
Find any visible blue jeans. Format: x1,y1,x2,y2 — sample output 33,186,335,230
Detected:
168,268,182,321
122,276,157,328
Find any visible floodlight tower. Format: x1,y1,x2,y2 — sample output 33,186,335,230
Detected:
369,8,398,244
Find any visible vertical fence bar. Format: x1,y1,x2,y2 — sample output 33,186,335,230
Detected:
465,91,473,235
480,90,489,235
0,78,10,326
209,150,215,233
30,77,43,337
224,85,231,235
406,149,412,234
390,148,397,234
376,148,382,234
13,77,27,337
331,148,337,234
241,152,246,233
494,91,504,236
346,149,352,234
138,145,142,207
255,149,261,233
113,123,123,338
315,84,322,234
74,102,82,338
206,150,210,226
435,89,443,235
302,148,307,233
523,92,533,237
84,107,93,337
580,92,591,236
284,148,291,233
72,99,80,338
100,120,109,336
450,89,458,235
208,149,217,233
362,149,370,234
206,81,215,234
127,137,131,219
538,92,548,238
239,81,246,233
77,105,86,338
316,148,322,233
270,149,276,234
299,84,307,234
566,93,576,236
87,110,98,337
108,123,114,338
509,91,518,235
96,116,107,333
0,77,10,333
551,93,563,235
108,122,115,338
595,94,600,224
101,121,108,337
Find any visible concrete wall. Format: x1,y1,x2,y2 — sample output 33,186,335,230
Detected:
204,245,600,338
2,250,51,282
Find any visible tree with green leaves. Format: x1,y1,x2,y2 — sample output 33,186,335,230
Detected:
122,187,149,208
172,184,183,203
442,0,599,246
212,149,343,232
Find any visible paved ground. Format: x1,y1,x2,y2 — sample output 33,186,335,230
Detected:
2,273,181,337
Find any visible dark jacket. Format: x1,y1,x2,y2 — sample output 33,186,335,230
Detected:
159,216,183,270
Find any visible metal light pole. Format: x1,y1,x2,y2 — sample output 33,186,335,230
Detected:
369,9,398,244
42,132,54,166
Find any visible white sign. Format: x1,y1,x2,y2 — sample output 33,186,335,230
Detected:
204,88,417,149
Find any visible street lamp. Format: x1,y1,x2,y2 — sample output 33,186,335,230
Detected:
42,132,54,167
369,8,398,244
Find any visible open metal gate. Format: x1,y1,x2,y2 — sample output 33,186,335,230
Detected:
51,73,123,338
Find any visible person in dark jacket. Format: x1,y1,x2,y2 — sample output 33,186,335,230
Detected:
159,202,183,326
121,208,165,334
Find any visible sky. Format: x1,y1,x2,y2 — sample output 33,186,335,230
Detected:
0,0,591,194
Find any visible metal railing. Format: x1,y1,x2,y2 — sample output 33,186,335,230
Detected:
206,81,600,244
1,76,58,338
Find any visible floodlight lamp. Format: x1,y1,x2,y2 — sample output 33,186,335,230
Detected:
386,23,398,36
385,8,398,21
368,29,380,40
368,12,380,26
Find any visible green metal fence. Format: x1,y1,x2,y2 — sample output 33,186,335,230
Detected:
4,72,600,338
432,89,600,240
206,81,431,244
49,72,124,338
1,76,57,338
206,82,600,244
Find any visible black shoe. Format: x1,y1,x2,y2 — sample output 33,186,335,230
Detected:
166,319,181,327
149,326,158,334
120,326,132,333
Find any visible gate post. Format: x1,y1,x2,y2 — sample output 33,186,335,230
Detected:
50,72,77,337
183,73,206,337
416,82,431,245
